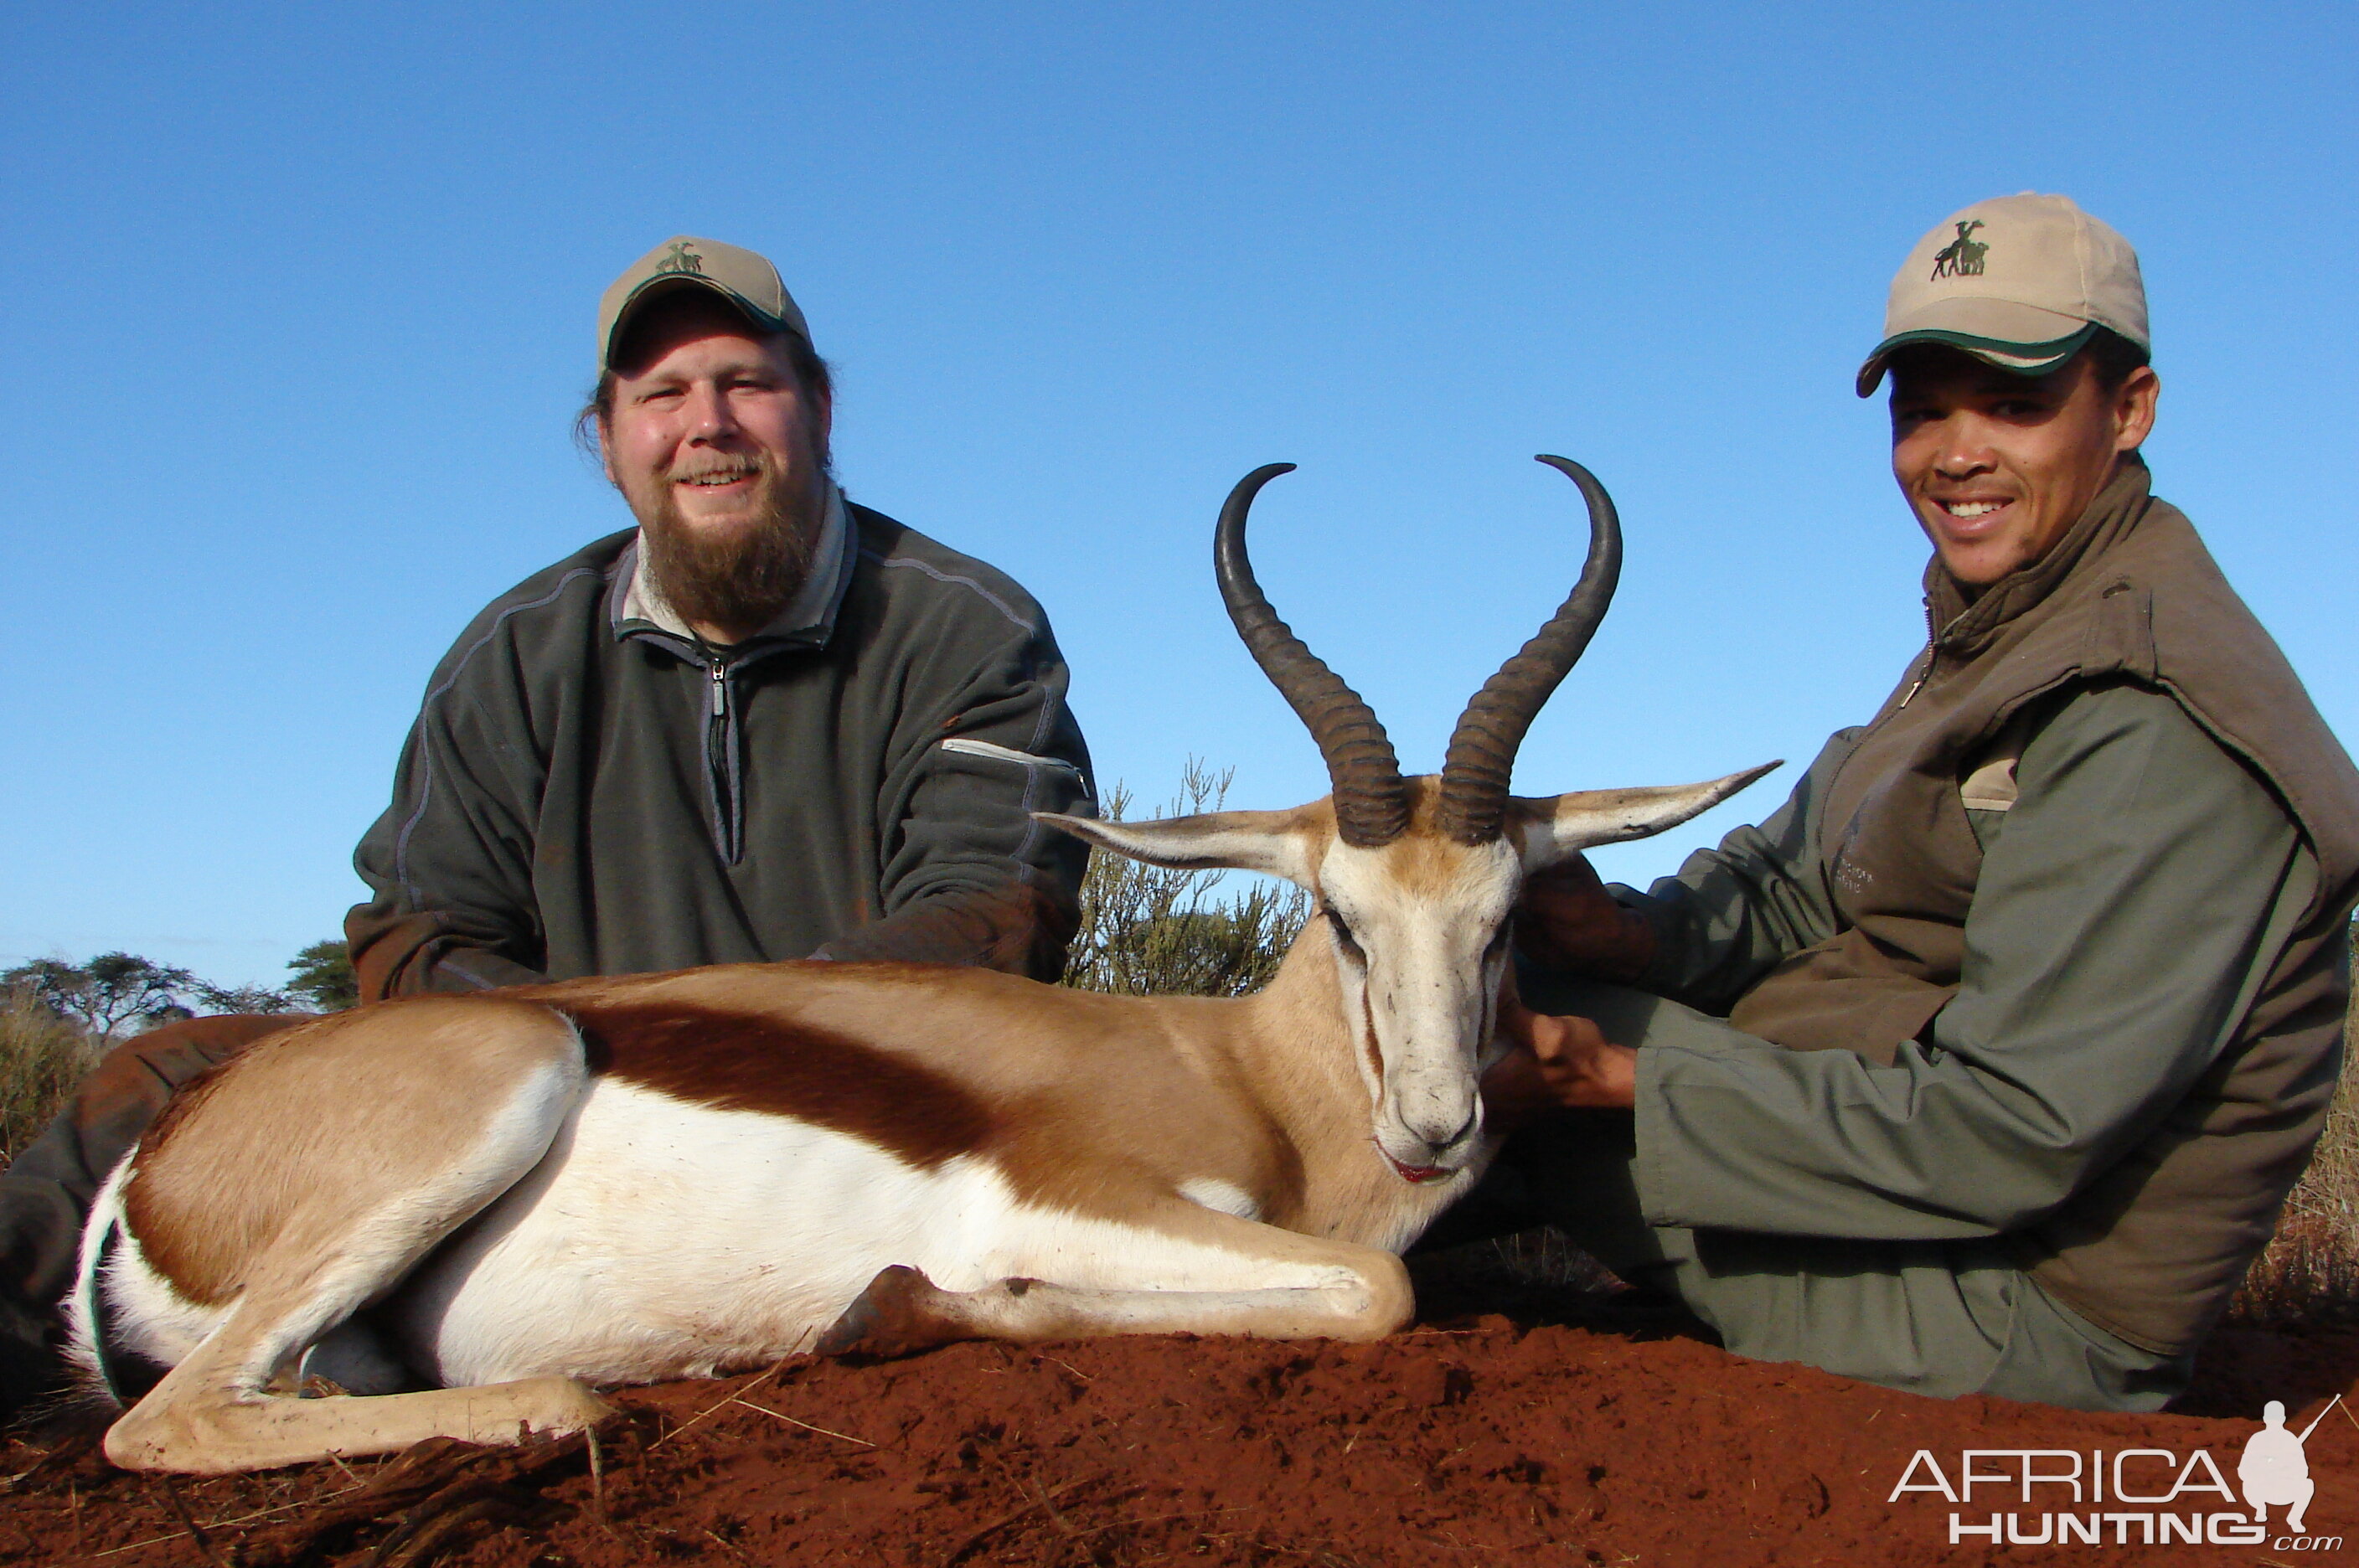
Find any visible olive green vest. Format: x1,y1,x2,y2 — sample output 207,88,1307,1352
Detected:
1730,462,2359,1353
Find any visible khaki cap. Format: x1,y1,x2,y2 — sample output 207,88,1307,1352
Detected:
1856,193,2148,396
597,235,813,373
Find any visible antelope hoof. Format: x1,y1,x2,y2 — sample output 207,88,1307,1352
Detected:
519,1375,619,1437
816,1265,968,1358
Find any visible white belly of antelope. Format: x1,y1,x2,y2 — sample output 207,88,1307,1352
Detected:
385,1078,1273,1387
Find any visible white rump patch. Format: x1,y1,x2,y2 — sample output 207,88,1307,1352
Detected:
69,1170,223,1382
1178,1179,1262,1221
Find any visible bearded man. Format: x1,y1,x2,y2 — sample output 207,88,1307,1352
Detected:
0,238,1092,1406
1483,194,2359,1412
343,235,1092,992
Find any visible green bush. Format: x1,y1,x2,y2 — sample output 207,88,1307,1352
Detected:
1061,761,1309,999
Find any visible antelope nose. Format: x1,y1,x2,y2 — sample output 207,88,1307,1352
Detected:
1410,1104,1479,1159
1433,1105,1480,1153
1397,1074,1478,1154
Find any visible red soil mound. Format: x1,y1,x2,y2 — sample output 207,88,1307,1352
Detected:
5,1310,2356,1565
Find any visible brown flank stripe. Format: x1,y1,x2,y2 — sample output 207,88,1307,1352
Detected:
570,1002,998,1170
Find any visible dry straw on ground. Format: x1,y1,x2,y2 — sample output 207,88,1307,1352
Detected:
0,987,95,1167
2227,923,2359,1329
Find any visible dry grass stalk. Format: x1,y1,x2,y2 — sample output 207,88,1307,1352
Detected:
0,986,96,1168
2229,922,2359,1330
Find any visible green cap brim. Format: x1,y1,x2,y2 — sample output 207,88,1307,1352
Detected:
602,275,797,374
1856,323,2098,397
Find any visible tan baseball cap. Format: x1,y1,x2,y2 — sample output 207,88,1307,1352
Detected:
1856,193,2149,396
597,235,813,373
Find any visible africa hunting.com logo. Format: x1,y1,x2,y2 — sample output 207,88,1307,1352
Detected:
1884,1395,2350,1550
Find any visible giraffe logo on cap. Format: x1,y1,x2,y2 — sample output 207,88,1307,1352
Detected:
657,240,706,276
1929,220,1988,281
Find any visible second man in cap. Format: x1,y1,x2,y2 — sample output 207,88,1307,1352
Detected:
1489,193,2359,1411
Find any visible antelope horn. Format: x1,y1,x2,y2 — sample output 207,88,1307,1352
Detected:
1434,455,1624,845
1215,464,1411,848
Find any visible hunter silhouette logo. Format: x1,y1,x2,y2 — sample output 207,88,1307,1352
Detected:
657,240,705,276
1929,219,1988,281
2239,1396,2336,1534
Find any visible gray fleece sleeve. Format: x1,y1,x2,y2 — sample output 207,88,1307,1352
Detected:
1630,681,2307,1240
348,622,557,999
812,610,1093,979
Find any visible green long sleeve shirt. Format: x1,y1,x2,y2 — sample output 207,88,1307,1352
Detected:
1615,680,2315,1242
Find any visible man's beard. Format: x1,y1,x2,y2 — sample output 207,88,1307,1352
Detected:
634,447,830,642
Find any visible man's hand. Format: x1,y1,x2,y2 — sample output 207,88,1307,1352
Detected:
1481,997,1638,1133
1515,854,1657,983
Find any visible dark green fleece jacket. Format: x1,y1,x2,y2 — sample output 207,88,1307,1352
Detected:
347,498,1093,998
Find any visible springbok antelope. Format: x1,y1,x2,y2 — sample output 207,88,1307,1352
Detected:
70,456,1770,1474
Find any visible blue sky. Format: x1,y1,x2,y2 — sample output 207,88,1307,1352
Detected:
2,2,2352,989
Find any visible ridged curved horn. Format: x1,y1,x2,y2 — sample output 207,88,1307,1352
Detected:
1216,464,1410,848
1434,455,1624,845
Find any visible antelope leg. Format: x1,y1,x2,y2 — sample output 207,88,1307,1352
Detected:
818,1199,1412,1355
101,1000,607,1473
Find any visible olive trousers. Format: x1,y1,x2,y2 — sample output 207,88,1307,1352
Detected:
1468,973,2193,1413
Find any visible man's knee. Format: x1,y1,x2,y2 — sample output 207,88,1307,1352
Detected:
101,1014,302,1091
13,1018,280,1189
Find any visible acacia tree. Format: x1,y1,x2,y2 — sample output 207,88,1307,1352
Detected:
192,979,300,1014
188,939,357,1014
285,940,359,1012
0,953,198,1039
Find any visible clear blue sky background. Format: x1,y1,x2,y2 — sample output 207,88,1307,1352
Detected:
3,3,2352,989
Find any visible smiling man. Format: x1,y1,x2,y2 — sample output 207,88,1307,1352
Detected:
344,235,1093,993
0,239,1092,1406
1484,195,2359,1411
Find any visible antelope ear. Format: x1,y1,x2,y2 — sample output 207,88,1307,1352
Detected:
1513,762,1780,871
1033,809,1314,885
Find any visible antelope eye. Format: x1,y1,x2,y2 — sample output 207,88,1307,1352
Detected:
1325,907,1365,961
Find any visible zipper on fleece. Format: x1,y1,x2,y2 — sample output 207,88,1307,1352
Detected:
701,657,744,864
